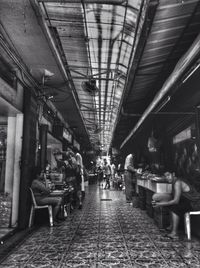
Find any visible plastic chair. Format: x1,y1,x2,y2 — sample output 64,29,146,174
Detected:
29,188,53,227
184,211,200,240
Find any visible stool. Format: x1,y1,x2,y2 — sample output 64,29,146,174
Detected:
184,211,200,240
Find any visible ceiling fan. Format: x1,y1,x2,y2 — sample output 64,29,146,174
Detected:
87,124,102,134
81,78,99,95
70,67,110,95
93,126,102,134
37,91,59,101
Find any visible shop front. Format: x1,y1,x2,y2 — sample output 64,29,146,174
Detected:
131,105,200,238
0,78,24,239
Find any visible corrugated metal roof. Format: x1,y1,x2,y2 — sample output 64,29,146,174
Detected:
113,0,200,148
38,0,146,151
25,0,200,152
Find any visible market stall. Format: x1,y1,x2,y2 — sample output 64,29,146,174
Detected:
136,172,172,228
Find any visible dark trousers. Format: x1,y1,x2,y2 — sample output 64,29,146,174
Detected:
124,171,136,202
104,175,111,189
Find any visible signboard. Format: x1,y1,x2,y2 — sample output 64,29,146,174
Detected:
173,127,191,144
40,116,52,132
63,128,72,143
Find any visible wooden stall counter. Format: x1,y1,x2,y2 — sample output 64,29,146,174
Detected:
50,188,74,217
137,176,172,193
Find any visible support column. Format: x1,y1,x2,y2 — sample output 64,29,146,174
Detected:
18,90,37,229
40,124,48,171
11,114,23,227
4,117,16,194
195,106,200,156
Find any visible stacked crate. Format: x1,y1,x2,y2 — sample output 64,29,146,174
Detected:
146,190,154,218
132,194,139,208
138,186,146,210
0,193,12,227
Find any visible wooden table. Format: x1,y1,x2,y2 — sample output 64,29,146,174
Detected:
137,178,172,194
50,189,72,217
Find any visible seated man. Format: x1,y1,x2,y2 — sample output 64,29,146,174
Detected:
31,169,63,226
152,171,200,239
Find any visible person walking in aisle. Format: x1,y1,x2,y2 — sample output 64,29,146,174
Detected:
103,159,111,189
110,161,116,188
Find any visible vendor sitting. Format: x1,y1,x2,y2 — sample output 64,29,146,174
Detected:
152,171,200,239
31,168,63,226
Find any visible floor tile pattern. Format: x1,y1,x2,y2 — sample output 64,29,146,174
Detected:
0,185,200,267
0,193,12,229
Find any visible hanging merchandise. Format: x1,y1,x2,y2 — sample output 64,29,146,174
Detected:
147,130,157,153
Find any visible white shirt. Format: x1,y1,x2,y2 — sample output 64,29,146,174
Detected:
103,163,111,175
76,153,83,167
111,164,116,175
124,154,134,170
76,152,84,191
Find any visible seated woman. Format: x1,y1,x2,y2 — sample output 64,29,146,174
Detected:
31,169,63,226
152,171,200,239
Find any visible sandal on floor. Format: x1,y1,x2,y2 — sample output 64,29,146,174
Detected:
165,233,179,240
165,225,172,231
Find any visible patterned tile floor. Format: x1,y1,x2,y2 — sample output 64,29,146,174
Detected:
1,185,200,267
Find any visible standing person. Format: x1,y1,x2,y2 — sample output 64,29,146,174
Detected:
97,166,103,186
103,159,111,189
76,151,85,200
111,162,116,188
53,150,66,178
63,150,82,209
124,153,136,203
152,171,200,239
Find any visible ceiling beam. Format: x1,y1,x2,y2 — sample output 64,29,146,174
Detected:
73,77,115,82
48,19,125,28
38,0,129,6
